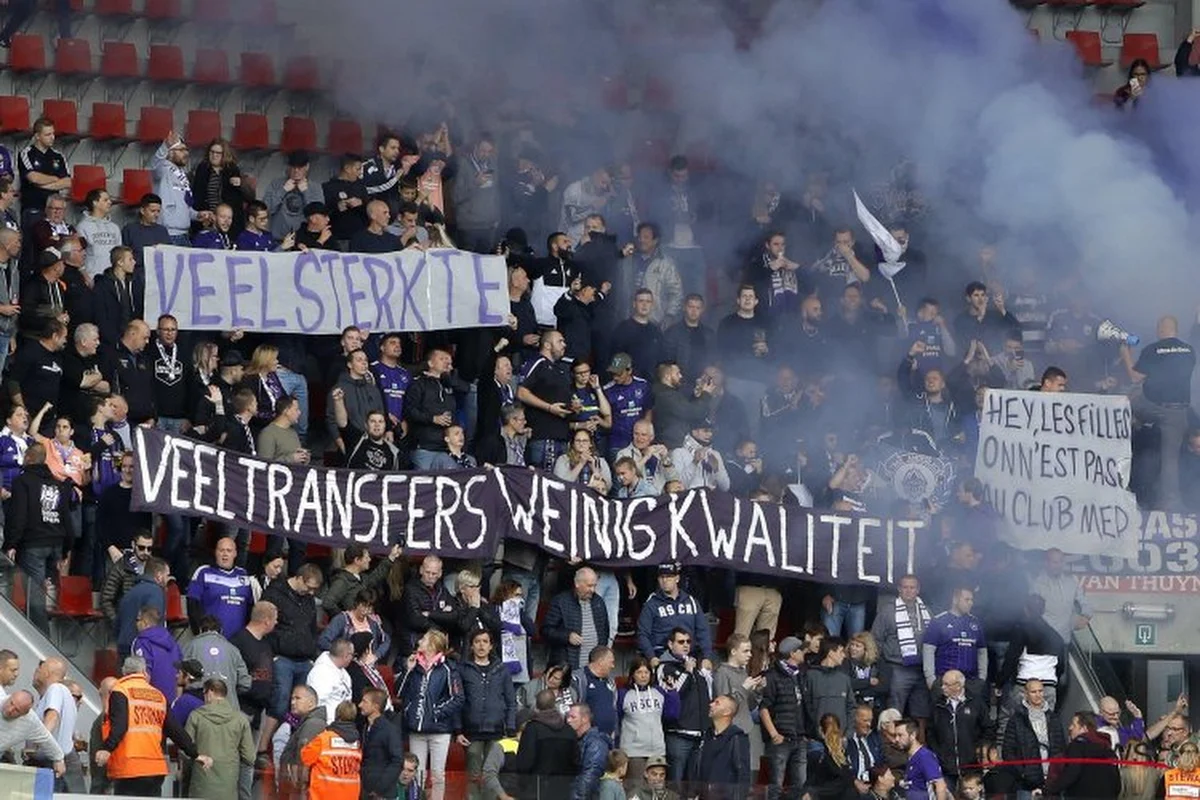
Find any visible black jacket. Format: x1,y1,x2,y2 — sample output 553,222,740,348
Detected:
657,652,713,737
686,723,752,800
995,615,1065,688
1002,704,1066,790
7,463,74,552
93,270,144,348
553,293,596,363
404,372,456,452
359,714,405,799
454,601,502,657
760,659,808,741
541,589,610,668
398,578,459,656
511,709,577,797
928,693,992,777
1043,732,1120,799
459,657,517,739
262,578,320,661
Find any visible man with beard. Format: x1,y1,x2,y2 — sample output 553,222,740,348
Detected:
152,132,211,246
332,389,402,471
530,232,580,328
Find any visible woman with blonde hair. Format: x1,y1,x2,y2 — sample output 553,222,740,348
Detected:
397,629,463,800
809,713,858,800
848,631,886,710
241,343,287,433
553,428,611,494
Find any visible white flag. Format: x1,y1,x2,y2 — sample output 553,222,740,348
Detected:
854,189,906,276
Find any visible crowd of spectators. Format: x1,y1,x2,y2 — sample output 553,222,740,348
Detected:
0,74,1194,798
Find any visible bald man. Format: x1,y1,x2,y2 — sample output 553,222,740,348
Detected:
1122,315,1196,509
101,318,155,425
33,657,82,791
0,690,65,775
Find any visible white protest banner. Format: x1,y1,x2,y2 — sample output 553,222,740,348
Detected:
974,389,1140,558
144,245,509,334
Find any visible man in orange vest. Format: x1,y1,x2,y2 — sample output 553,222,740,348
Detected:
94,654,213,796
300,699,362,800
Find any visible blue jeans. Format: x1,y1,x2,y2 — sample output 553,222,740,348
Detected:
525,439,566,472
270,656,311,719
457,380,479,446
501,566,541,622
18,544,57,634
74,502,100,587
277,368,309,442
596,570,619,645
766,738,807,800
665,732,700,785
412,449,456,471
821,601,867,638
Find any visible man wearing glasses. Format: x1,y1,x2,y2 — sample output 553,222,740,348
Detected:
1148,695,1199,767
100,530,154,623
654,626,713,785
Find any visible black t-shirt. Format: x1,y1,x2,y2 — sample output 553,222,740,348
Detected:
522,356,572,441
18,145,68,213
9,341,62,432
229,628,274,711
1135,337,1196,405
323,178,369,241
341,424,400,471
150,339,189,419
349,228,401,254
60,348,103,425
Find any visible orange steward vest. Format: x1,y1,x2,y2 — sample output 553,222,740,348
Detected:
102,674,168,779
300,728,362,800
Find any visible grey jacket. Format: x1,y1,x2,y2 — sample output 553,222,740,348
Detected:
803,665,855,732
326,372,385,440
182,631,251,710
152,142,196,236
453,156,501,231
0,258,18,336
263,178,323,241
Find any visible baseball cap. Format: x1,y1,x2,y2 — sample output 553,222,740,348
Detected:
645,756,668,770
303,201,329,218
39,248,62,268
608,353,633,373
692,417,716,431
174,659,204,681
658,561,681,576
778,636,804,657
220,351,246,368
286,150,311,167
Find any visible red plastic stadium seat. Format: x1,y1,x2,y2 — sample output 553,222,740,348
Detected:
232,112,270,151
137,106,173,144
281,116,317,153
240,52,276,88
143,0,183,20
8,34,46,73
51,576,103,621
194,0,232,24
185,110,222,148
193,48,231,85
1093,0,1144,6
90,102,127,141
101,41,139,79
0,96,30,135
54,38,91,76
122,168,153,206
633,137,671,169
71,165,107,204
327,119,363,154
147,44,184,82
95,0,134,15
283,56,319,92
165,582,187,627
1065,30,1112,66
1045,0,1091,7
643,76,674,111
1122,33,1163,68
42,99,78,137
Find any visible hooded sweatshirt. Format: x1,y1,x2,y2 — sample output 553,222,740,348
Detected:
182,631,250,711
131,624,184,701
184,698,255,800
152,141,197,236
325,371,385,441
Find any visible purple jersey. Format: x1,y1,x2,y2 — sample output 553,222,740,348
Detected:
0,145,13,180
923,611,986,678
603,377,653,451
235,229,275,251
371,361,411,422
187,565,254,637
904,746,943,800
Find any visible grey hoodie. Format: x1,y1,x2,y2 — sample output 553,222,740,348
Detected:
152,142,196,236
804,664,855,732
182,631,251,711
